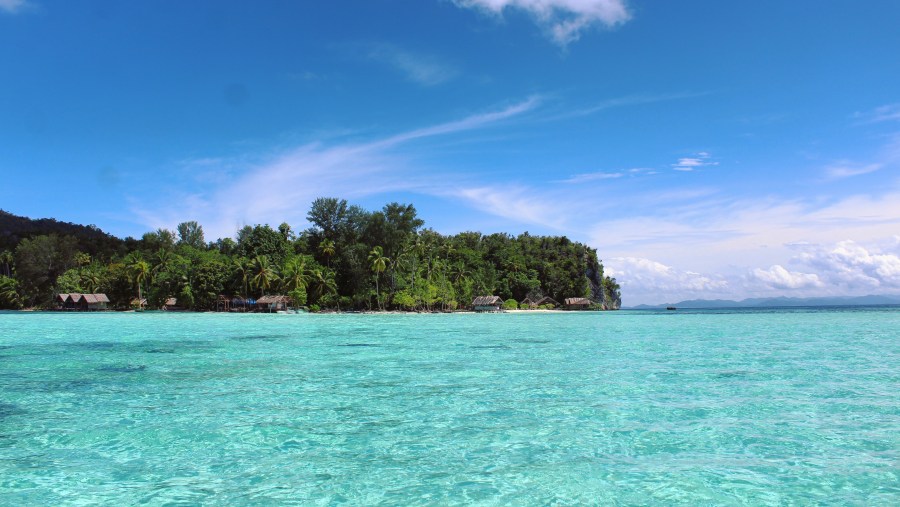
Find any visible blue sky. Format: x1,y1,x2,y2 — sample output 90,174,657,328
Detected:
2,0,899,304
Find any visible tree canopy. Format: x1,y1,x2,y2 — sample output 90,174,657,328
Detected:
0,201,621,311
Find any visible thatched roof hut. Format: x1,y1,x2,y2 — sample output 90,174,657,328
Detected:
564,297,592,310
56,293,109,311
472,295,502,312
257,295,291,312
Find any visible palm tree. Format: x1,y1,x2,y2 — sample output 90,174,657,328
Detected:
125,254,150,305
281,256,310,293
368,246,390,310
309,269,337,305
250,255,278,296
153,248,176,279
81,269,102,294
233,257,250,299
319,239,336,268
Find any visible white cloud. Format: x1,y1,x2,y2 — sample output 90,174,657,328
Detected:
672,151,718,172
451,186,567,229
368,44,458,86
824,161,883,180
454,0,631,45
559,171,623,183
606,257,730,303
855,103,900,124
751,265,823,290
794,240,900,290
130,98,541,239
0,0,28,14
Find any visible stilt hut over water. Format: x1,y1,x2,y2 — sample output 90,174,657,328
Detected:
564,297,593,310
472,296,502,312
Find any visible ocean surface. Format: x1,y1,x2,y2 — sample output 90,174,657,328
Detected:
1,308,898,505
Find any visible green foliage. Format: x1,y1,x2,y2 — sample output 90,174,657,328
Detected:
393,289,416,310
288,287,307,307
1,198,619,312
15,234,79,307
502,298,518,310
176,221,205,249
0,275,22,309
237,225,291,266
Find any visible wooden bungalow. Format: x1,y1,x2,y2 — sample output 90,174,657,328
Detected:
564,297,593,310
130,298,147,310
216,295,231,312
472,295,502,312
256,295,291,312
56,293,109,311
520,297,537,309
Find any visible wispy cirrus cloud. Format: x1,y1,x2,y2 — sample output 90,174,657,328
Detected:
672,151,717,172
550,91,710,122
130,97,542,239
0,0,29,14
854,103,900,124
453,0,631,46
367,43,459,86
824,161,883,180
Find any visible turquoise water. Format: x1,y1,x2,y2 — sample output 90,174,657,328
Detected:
1,309,898,505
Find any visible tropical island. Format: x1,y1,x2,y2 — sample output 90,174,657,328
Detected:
0,199,621,312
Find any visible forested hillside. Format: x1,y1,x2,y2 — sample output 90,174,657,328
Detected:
0,200,621,311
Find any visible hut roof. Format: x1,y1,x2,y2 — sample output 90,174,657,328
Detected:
564,297,592,305
536,297,559,306
472,295,501,306
58,293,108,303
257,295,291,304
82,293,110,304
165,297,177,306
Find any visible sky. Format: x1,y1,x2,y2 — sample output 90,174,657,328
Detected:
2,0,900,305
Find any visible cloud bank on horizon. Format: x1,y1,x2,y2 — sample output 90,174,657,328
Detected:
1,1,899,305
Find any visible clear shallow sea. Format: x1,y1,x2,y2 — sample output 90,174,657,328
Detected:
1,308,898,505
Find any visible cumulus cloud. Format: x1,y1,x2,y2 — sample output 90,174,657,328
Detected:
606,257,729,303
795,240,900,290
751,265,824,290
454,0,631,45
